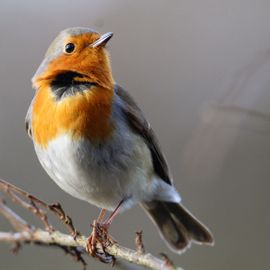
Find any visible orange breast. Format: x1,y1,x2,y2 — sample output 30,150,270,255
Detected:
32,82,114,147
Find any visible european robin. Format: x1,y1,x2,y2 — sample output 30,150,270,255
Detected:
26,27,214,257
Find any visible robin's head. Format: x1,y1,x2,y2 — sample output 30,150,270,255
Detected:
32,27,114,91
31,28,116,145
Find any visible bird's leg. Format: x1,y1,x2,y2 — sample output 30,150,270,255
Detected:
104,198,124,227
97,208,107,223
86,200,125,264
97,199,125,245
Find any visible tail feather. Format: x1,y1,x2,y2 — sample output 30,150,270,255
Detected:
141,201,214,253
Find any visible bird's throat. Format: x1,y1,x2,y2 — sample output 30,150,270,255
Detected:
50,71,98,100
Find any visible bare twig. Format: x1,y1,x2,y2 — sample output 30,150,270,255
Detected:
0,179,183,270
0,178,77,237
0,199,31,231
7,189,53,232
49,202,78,238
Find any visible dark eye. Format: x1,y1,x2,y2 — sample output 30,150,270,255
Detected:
65,43,75,53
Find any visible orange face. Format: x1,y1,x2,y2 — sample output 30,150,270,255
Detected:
34,32,114,89
31,30,115,147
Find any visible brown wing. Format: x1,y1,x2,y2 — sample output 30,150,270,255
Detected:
115,84,173,185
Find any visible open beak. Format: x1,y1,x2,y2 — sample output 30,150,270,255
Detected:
91,32,113,48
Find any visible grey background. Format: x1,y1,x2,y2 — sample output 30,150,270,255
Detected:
1,1,270,269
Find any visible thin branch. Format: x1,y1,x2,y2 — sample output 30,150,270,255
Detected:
0,230,177,270
0,179,77,237
0,196,91,268
0,199,31,231
0,179,183,270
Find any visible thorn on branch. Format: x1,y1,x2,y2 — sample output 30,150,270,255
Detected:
11,241,22,254
135,230,145,254
160,253,175,270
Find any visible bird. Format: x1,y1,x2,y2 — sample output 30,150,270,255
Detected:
25,27,214,259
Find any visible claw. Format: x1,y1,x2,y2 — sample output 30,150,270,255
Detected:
86,220,115,264
86,202,124,264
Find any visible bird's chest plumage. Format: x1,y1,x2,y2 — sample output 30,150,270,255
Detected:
32,88,154,210
32,84,115,146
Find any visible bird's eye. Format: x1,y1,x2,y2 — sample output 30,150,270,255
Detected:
64,43,75,54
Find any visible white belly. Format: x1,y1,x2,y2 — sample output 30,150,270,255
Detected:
34,132,155,211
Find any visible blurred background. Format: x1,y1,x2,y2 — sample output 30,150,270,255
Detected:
0,1,270,269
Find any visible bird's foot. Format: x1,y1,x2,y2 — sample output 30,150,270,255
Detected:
86,220,116,264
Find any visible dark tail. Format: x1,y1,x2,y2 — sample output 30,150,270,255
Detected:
141,201,214,253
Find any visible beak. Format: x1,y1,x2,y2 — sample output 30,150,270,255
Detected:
91,32,113,48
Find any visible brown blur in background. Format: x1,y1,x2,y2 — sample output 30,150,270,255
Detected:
1,1,270,269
